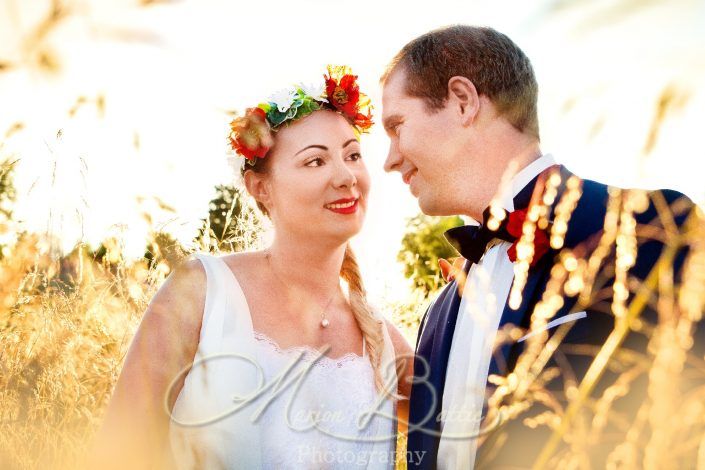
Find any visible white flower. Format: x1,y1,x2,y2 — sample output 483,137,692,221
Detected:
299,82,328,103
268,87,298,112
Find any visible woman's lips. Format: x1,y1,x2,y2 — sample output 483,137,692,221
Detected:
324,198,359,214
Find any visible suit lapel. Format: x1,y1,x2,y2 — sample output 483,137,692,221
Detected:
407,261,468,468
487,165,608,377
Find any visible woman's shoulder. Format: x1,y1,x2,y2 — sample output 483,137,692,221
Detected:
211,250,265,278
151,256,209,328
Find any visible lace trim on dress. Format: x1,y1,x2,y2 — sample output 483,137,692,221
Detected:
253,331,367,369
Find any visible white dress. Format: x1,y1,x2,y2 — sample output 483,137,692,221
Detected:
169,253,398,470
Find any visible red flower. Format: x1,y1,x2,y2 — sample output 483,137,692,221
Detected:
325,71,361,119
321,65,374,133
505,208,551,266
354,111,373,132
228,107,273,162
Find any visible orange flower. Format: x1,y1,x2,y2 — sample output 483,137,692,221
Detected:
228,107,274,162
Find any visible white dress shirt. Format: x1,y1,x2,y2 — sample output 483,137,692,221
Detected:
437,154,557,469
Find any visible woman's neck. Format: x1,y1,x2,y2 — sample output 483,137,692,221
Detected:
265,233,346,298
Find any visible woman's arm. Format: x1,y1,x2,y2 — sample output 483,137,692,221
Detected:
83,258,206,470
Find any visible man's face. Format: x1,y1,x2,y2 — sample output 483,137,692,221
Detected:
381,69,466,216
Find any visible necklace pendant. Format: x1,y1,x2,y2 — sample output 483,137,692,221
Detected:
321,318,330,328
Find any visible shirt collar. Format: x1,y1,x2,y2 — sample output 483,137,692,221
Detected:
509,153,556,208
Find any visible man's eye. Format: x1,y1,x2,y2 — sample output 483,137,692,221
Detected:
305,157,324,167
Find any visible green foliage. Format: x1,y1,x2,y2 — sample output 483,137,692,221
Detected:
292,96,321,120
144,231,187,270
0,159,16,219
397,213,464,297
265,90,322,127
193,184,262,253
0,158,18,259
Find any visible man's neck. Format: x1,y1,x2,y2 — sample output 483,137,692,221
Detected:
463,146,545,223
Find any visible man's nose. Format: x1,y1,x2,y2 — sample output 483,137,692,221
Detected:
383,141,402,173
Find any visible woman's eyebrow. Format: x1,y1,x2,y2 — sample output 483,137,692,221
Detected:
295,144,328,156
342,139,358,148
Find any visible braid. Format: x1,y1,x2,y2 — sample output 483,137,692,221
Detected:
339,244,385,392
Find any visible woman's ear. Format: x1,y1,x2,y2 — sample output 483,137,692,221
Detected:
447,76,480,126
243,169,271,211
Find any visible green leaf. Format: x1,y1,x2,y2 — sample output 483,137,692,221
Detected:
397,214,464,297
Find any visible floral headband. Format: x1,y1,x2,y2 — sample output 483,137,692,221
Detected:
228,65,374,165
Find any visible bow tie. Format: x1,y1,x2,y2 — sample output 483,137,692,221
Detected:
444,207,551,266
444,207,517,264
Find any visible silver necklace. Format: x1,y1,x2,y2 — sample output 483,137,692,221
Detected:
265,251,335,328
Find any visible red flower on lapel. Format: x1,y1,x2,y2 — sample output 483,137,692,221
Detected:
505,208,551,266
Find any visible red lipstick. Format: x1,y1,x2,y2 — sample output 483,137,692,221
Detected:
324,197,359,215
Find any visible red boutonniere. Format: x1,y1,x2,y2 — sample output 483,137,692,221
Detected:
228,107,274,163
505,208,551,266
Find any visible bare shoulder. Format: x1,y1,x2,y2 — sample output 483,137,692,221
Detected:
150,256,207,325
124,256,209,373
218,250,264,279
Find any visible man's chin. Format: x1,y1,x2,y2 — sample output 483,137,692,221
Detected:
417,195,452,217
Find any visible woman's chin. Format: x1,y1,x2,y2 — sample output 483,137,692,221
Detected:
321,222,364,243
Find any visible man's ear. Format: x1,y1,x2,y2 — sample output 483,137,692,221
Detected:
243,169,271,210
447,76,480,126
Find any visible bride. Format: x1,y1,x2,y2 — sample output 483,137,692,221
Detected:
87,66,414,470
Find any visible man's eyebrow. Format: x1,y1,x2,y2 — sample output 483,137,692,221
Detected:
382,114,402,131
295,144,328,156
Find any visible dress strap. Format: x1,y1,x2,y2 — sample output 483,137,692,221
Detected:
362,336,366,358
191,252,227,355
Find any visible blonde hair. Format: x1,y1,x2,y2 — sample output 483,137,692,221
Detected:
340,244,386,393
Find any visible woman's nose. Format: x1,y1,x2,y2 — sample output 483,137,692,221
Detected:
332,160,357,189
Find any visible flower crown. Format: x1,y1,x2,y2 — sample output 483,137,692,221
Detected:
228,65,374,165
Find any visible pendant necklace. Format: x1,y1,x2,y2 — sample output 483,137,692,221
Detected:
265,251,336,328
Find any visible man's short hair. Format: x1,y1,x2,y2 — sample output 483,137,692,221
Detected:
382,25,540,139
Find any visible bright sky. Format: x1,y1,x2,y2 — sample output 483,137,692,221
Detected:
1,0,704,304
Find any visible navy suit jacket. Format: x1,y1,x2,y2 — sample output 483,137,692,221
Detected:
406,166,700,469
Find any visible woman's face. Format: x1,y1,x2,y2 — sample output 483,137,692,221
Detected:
250,110,371,243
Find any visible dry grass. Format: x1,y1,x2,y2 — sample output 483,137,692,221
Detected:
0,232,176,469
1,186,704,469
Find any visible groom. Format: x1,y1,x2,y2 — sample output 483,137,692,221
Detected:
381,26,701,468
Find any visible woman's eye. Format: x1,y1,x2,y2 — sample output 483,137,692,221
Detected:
305,157,324,167
347,153,362,161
